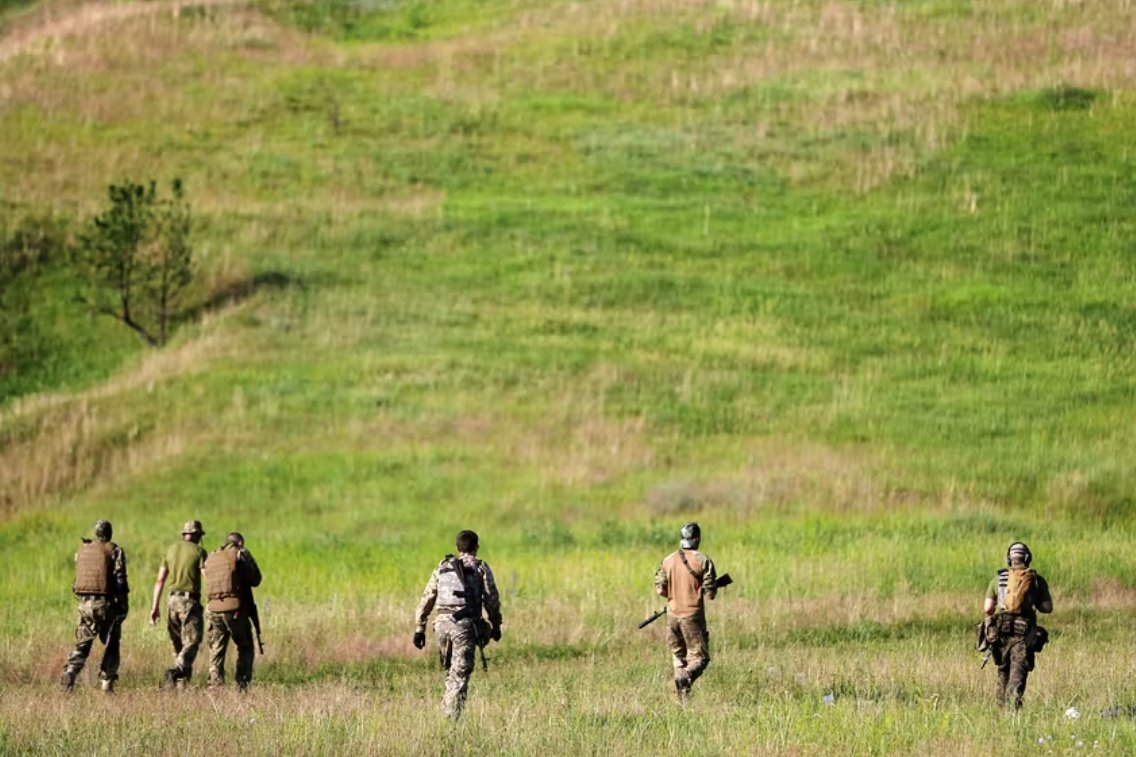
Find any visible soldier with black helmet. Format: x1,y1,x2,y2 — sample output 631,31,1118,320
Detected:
413,530,503,719
61,519,129,692
204,532,262,691
655,522,717,703
149,519,208,689
983,541,1053,709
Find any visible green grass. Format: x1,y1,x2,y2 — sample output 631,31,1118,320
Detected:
3,0,1136,752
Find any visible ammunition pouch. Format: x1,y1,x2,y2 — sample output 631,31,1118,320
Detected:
997,614,1031,638
1024,624,1049,655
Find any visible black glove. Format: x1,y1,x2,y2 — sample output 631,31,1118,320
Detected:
490,624,502,643
413,631,426,649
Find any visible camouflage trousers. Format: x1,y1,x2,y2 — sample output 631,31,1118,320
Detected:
207,610,255,689
64,595,125,681
995,634,1034,709
435,615,479,719
167,593,204,681
667,613,710,688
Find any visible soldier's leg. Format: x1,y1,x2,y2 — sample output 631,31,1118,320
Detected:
168,596,185,660
98,603,122,685
229,612,256,690
994,642,1011,708
63,599,99,686
1005,639,1031,710
207,611,231,686
680,616,711,685
441,620,476,719
177,601,205,683
666,616,688,677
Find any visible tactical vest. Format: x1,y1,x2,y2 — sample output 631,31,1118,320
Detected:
437,555,482,613
74,540,114,595
204,547,239,601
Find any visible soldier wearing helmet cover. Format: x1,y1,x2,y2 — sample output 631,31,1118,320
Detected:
61,519,130,692
412,530,503,719
983,541,1053,709
149,519,208,689
655,522,717,702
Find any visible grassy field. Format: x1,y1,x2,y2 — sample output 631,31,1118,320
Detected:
3,0,1136,752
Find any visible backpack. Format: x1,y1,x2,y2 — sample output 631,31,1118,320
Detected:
1004,568,1035,614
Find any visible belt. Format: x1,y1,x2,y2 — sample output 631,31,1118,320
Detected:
169,591,200,600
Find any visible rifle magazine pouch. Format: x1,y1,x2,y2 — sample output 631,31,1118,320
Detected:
1025,625,1049,654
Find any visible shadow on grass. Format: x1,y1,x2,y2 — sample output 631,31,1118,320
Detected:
180,271,299,325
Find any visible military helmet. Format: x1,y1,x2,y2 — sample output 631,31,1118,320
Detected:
680,522,701,549
1007,541,1032,567
182,520,205,536
93,520,113,540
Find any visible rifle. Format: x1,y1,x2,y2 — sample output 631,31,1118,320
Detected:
453,605,489,671
639,573,732,629
249,593,265,655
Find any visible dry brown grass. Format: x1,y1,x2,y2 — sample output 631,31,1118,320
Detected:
0,323,245,515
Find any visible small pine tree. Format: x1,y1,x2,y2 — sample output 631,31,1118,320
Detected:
76,179,194,347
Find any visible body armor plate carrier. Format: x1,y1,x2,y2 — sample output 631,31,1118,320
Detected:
74,540,113,595
205,548,239,601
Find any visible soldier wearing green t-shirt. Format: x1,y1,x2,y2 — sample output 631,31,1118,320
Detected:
983,542,1053,709
149,520,208,688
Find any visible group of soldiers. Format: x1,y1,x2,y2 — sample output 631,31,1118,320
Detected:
60,519,263,693
61,520,1054,717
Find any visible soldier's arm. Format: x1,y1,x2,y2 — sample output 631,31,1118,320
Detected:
703,556,718,601
1035,575,1053,614
240,549,263,588
480,562,503,629
654,563,668,598
414,569,439,633
113,547,130,614
150,559,170,622
983,576,998,615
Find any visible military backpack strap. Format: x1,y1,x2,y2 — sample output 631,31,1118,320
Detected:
678,549,703,583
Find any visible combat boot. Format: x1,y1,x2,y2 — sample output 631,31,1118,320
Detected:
161,668,178,690
59,670,76,692
673,674,692,705
100,677,115,693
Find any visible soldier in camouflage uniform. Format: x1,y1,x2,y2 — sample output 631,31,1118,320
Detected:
204,532,262,691
655,522,717,703
149,519,208,689
413,530,503,720
984,541,1053,709
60,519,130,692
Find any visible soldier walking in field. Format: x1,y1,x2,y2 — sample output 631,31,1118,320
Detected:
60,520,130,693
655,522,717,703
204,532,262,691
149,519,208,689
413,530,503,720
983,541,1053,709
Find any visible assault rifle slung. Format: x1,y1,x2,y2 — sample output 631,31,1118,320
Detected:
638,573,732,629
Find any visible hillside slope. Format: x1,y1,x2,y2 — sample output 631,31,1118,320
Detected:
2,0,1136,752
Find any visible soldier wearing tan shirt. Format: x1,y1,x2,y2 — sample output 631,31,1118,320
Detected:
654,522,717,702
